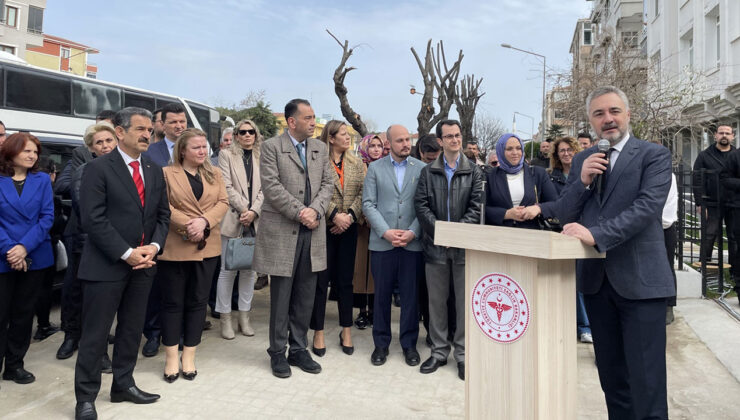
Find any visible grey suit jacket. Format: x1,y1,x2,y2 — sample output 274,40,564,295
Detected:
252,131,334,276
362,155,423,252
541,136,675,300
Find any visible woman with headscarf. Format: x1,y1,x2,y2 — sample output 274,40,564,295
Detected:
484,133,558,229
352,134,384,329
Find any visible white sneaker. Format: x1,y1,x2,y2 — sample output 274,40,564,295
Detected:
579,332,593,343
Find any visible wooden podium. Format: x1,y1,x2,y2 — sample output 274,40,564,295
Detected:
434,222,604,420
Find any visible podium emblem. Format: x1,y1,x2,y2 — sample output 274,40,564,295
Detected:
472,272,530,344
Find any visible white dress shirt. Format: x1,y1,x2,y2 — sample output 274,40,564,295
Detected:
116,147,160,260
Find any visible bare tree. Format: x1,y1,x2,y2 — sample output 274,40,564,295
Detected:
455,74,484,147
411,40,463,137
473,112,506,153
326,29,368,138
239,90,267,109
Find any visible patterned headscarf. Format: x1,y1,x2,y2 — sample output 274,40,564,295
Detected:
495,133,525,174
357,134,383,165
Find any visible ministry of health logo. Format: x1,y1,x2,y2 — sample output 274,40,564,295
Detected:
471,272,530,344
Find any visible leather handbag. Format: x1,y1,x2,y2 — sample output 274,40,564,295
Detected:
224,225,256,270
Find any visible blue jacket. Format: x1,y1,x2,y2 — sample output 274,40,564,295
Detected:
541,136,675,300
142,139,171,168
362,155,423,252
484,163,558,229
0,172,55,272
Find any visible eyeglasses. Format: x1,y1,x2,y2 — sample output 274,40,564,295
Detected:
238,129,256,136
442,133,463,141
490,161,499,166
558,148,574,155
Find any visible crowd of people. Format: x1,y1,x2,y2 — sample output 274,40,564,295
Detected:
0,85,723,420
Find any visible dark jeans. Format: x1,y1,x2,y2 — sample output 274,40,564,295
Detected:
371,248,422,350
311,224,358,330
0,270,44,371
158,258,219,347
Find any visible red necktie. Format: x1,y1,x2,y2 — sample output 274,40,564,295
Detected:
129,161,145,207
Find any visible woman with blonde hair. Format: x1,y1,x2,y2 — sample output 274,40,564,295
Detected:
159,128,228,382
216,119,263,339
310,120,366,356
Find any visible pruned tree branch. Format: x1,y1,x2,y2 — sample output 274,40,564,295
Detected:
455,74,485,146
326,29,368,138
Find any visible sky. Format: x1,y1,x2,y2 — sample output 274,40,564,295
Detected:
45,0,592,135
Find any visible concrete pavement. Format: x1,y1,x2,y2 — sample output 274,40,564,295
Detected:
1,268,740,419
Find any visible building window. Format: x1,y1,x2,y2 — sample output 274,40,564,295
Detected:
86,72,96,79
3,5,18,28
621,31,639,48
654,0,659,17
0,44,16,55
61,47,70,59
583,22,593,46
27,6,43,34
705,7,720,70
680,30,693,71
716,15,721,68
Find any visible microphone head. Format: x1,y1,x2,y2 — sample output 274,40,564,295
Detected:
597,139,610,153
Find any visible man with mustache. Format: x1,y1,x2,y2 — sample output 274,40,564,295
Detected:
140,103,188,358
693,125,736,277
362,124,424,367
74,107,170,419
539,86,674,419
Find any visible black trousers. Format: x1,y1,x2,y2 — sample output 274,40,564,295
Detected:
701,206,736,271
61,251,83,339
142,271,162,341
35,266,56,328
0,269,44,371
311,224,358,330
158,258,219,347
74,272,153,402
584,279,668,420
664,223,678,307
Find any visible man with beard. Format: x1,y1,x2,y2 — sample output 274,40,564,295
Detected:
717,126,740,306
539,86,674,419
530,138,552,168
693,125,736,273
363,124,424,367
151,108,165,144
140,103,188,358
74,107,170,419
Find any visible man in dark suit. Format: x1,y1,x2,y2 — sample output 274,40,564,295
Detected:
539,86,674,419
73,107,170,420
139,102,187,357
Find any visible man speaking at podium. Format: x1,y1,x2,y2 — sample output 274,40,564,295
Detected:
538,86,674,419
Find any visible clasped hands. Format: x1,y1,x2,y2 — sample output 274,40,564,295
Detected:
239,210,257,228
299,207,319,230
504,205,542,222
6,244,28,272
383,229,415,248
330,212,352,235
125,244,159,270
185,217,208,242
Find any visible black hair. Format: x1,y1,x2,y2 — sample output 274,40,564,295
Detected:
418,134,441,153
577,132,593,141
160,103,187,123
152,108,163,121
284,99,311,120
96,110,116,121
37,155,58,174
435,119,462,139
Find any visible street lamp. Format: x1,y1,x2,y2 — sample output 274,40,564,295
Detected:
501,43,547,145
513,112,535,161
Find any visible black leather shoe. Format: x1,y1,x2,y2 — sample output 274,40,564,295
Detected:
425,335,433,347
270,353,291,378
110,386,160,404
142,337,160,357
457,361,465,380
420,356,447,374
75,401,97,420
2,367,35,384
354,312,368,330
254,274,269,290
403,348,420,366
56,336,79,360
288,350,321,374
163,371,179,383
34,323,60,341
371,347,389,366
311,345,326,357
339,331,354,355
101,353,112,374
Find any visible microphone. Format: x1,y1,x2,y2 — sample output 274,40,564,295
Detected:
595,139,610,195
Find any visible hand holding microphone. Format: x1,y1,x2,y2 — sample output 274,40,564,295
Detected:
580,139,611,189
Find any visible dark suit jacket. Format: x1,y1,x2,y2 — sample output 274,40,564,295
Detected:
484,163,558,229
55,145,94,196
541,136,675,300
77,148,171,282
0,172,55,272
142,139,171,168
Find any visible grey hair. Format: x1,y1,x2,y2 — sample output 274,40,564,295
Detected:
486,151,497,161
220,127,234,143
113,107,153,130
586,86,630,114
